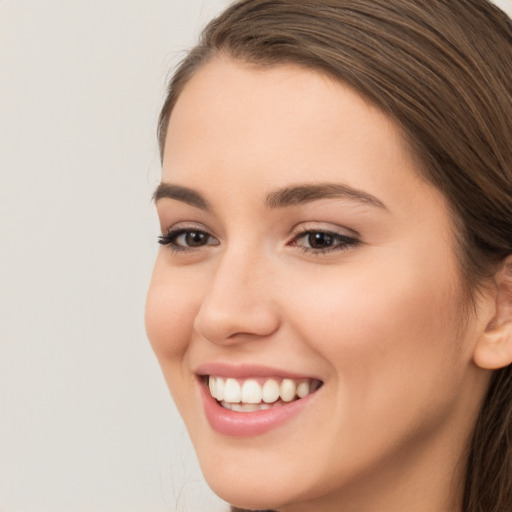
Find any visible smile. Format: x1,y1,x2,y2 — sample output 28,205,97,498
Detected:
207,376,323,412
196,365,324,436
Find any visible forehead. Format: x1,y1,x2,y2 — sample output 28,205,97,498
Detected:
164,58,416,187
168,58,389,134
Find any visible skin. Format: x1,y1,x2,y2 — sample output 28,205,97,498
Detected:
145,58,494,511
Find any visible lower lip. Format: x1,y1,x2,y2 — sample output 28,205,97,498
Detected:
199,380,317,437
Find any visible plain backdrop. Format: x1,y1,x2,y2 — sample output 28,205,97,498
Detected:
0,1,232,511
1,1,512,511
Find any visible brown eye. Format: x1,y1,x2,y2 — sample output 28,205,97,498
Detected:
307,232,335,249
184,231,209,247
158,228,219,250
290,230,360,255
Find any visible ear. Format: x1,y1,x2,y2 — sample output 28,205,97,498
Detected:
473,255,512,370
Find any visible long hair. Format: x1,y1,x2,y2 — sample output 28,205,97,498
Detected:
158,2,512,510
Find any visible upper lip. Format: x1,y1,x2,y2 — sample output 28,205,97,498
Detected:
195,362,322,381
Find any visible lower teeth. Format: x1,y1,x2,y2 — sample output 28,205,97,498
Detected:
219,399,290,412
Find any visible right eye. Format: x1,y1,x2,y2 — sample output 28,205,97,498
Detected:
158,228,219,251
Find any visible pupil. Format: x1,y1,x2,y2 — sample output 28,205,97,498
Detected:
308,232,333,248
186,231,207,247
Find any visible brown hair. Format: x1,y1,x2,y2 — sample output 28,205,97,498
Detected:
158,1,512,510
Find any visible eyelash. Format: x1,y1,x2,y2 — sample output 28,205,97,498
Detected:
289,229,360,255
158,228,218,252
158,227,360,255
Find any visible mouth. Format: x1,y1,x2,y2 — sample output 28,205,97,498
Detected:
196,364,324,436
205,375,323,412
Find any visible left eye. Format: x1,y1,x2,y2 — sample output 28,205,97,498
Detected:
158,229,219,249
291,230,359,253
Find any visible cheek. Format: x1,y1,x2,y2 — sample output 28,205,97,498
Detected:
145,259,206,422
283,250,465,410
145,258,198,366
274,252,470,481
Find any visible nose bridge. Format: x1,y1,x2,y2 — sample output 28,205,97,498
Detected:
193,242,279,344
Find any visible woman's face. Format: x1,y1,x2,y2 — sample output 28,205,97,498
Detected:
146,59,490,511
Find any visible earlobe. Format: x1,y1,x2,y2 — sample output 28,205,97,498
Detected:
473,255,512,370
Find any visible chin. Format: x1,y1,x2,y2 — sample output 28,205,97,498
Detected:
207,478,286,512
196,450,298,511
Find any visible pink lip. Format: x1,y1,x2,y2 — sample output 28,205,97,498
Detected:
199,384,318,437
195,363,322,437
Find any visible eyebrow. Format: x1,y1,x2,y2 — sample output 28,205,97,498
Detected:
152,181,387,211
152,183,211,210
265,183,388,210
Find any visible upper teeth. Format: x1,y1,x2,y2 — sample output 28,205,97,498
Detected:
208,376,319,404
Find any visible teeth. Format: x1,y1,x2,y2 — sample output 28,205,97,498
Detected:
207,376,320,407
215,376,225,401
208,377,217,398
220,401,273,412
223,378,241,403
231,403,259,412
280,379,296,402
297,381,310,398
262,379,280,403
241,379,262,404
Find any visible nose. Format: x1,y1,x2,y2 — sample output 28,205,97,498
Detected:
193,249,280,345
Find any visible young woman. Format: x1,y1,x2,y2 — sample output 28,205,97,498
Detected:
145,1,512,510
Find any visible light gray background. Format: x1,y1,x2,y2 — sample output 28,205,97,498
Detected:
0,1,232,511
1,1,511,511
